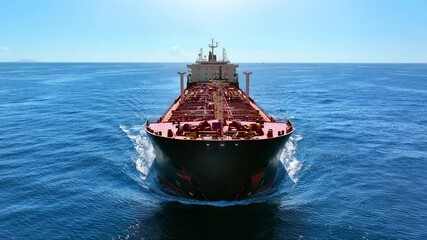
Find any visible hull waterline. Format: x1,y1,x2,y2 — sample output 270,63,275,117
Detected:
147,132,291,201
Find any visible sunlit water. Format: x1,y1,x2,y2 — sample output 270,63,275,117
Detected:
1,63,426,239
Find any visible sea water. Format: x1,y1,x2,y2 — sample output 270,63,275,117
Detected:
0,63,426,239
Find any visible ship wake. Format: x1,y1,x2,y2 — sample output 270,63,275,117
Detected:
120,124,155,180
280,134,303,183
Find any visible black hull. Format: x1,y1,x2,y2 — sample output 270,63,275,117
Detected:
147,133,291,201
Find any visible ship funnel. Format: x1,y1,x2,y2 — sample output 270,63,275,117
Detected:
243,72,252,100
177,72,186,100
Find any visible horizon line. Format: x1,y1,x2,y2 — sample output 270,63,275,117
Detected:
1,61,427,64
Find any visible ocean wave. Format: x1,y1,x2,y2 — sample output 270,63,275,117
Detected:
119,124,155,180
383,86,427,95
280,135,303,183
390,73,427,78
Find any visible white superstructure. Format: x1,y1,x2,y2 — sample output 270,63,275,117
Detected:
187,39,239,86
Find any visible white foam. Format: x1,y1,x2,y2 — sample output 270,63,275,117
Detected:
280,134,303,183
120,124,155,180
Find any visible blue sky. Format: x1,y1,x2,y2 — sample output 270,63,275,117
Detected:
0,0,426,63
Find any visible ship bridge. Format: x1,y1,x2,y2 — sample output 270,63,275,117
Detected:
187,39,239,86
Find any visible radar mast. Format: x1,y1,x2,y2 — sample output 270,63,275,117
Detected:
209,38,218,57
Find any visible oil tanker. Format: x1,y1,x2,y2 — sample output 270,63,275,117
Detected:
146,40,294,201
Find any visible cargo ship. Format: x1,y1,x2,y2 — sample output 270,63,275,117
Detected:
146,40,294,201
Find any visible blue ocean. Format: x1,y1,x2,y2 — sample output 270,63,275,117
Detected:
0,63,426,239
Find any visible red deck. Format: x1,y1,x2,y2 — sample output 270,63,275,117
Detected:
147,83,293,141
164,83,270,122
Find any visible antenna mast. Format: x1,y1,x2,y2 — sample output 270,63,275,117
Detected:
209,38,218,56
222,48,228,62
198,48,204,62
